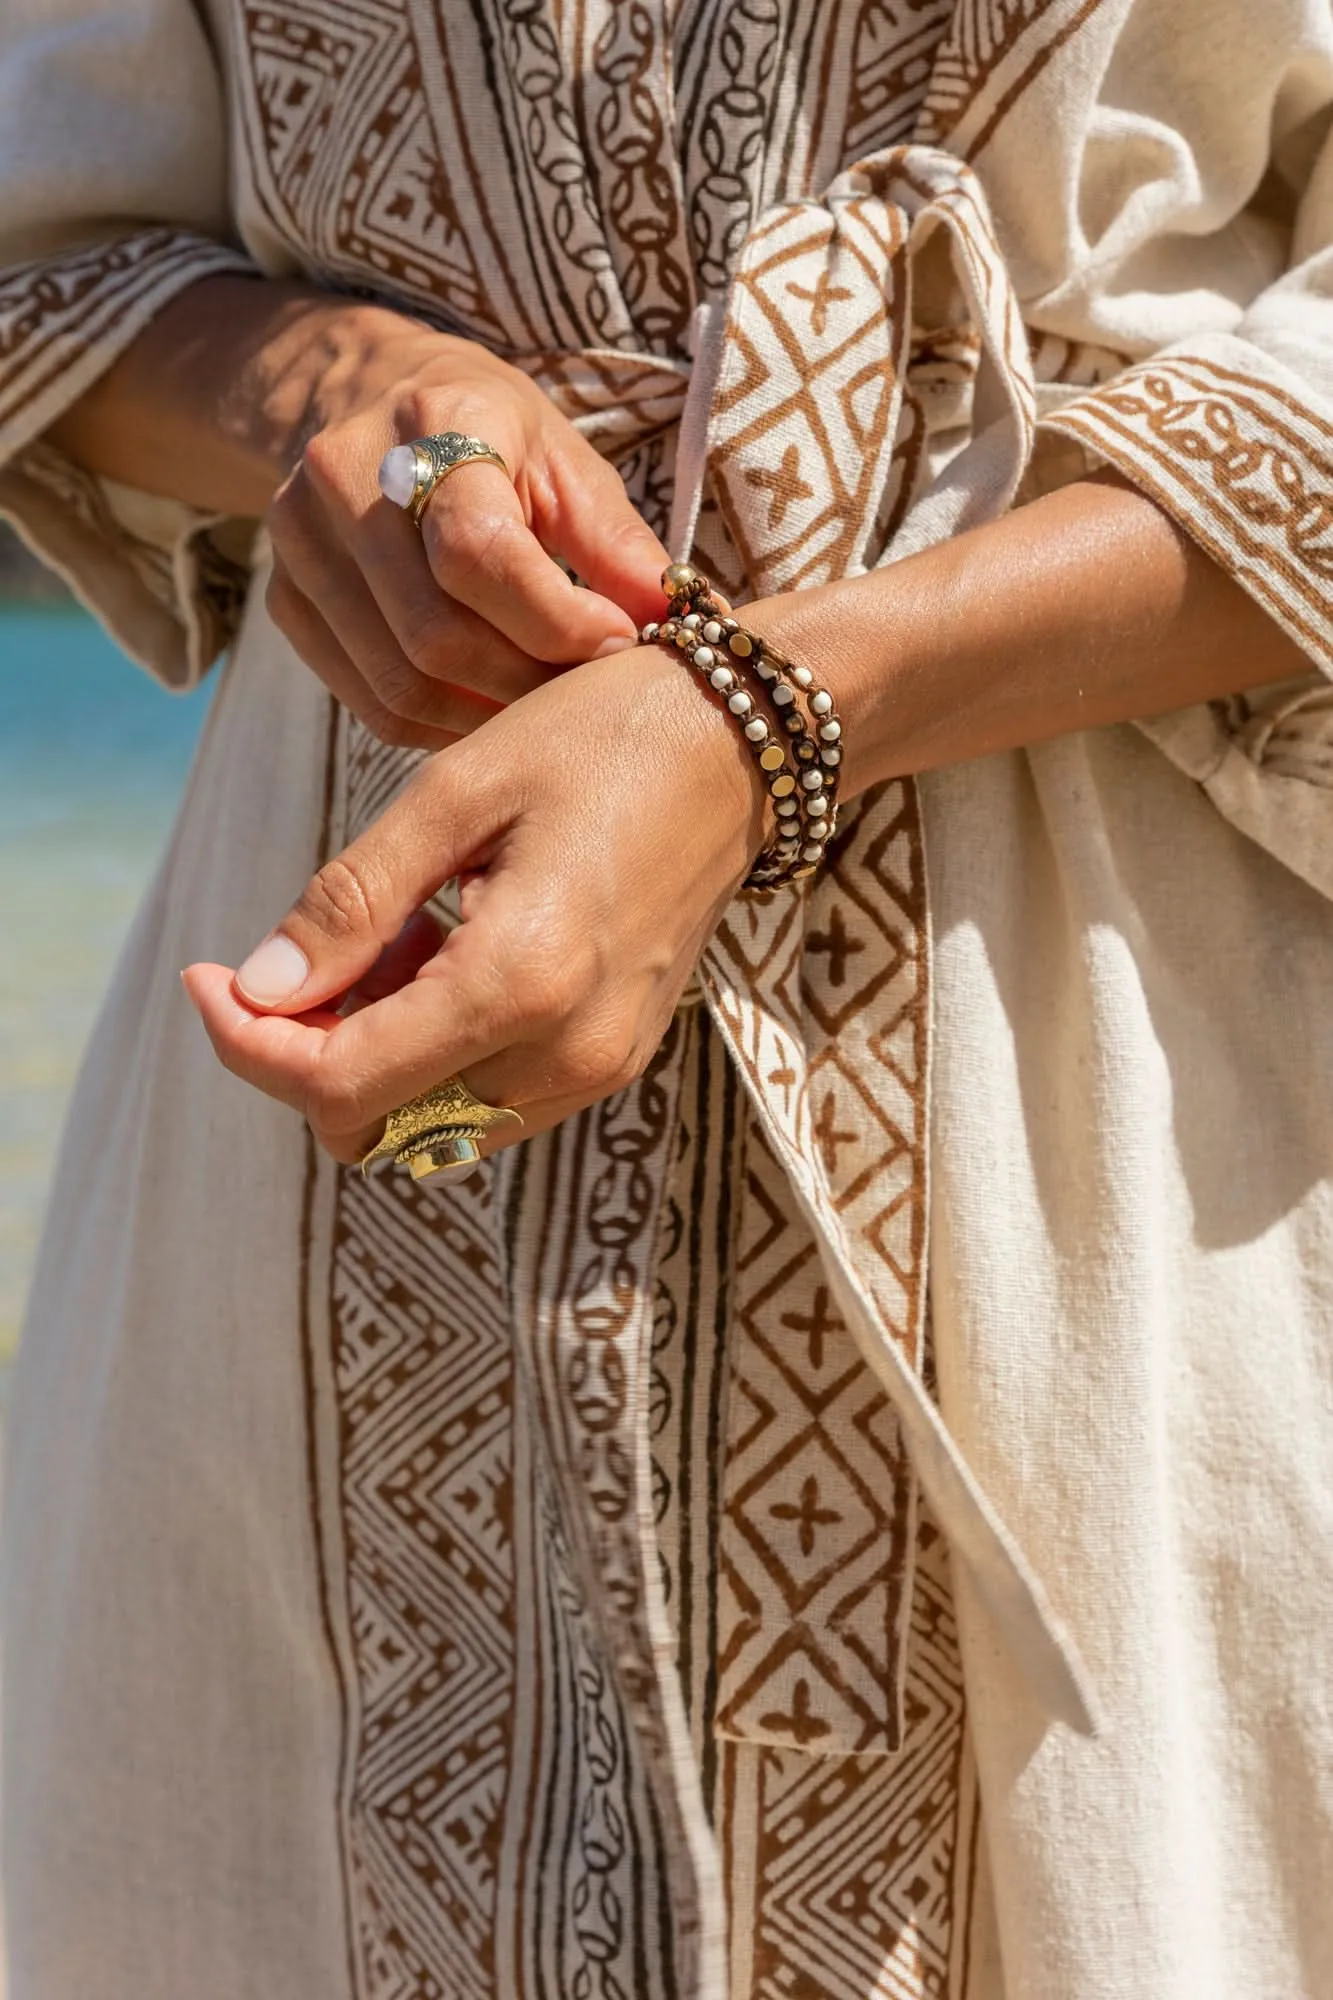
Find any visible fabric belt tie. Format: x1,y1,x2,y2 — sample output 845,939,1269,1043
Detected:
518,142,1100,1739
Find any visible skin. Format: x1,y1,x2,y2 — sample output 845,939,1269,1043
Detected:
52,275,1315,1165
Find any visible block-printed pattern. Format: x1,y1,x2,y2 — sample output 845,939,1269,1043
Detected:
0,3,1145,1996
295,0,1077,1974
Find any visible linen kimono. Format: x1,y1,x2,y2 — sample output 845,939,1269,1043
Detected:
2,1,1333,1996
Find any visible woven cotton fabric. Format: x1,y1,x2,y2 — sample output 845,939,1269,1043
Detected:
3,4,1333,1997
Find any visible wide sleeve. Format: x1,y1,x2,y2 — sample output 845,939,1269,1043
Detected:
1011,2,1333,898
0,0,262,686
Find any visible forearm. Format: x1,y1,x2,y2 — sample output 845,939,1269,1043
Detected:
45,274,447,517
751,472,1315,798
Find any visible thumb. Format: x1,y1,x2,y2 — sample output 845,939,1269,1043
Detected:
233,758,493,1014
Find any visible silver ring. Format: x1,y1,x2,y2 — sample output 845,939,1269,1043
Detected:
377,431,510,528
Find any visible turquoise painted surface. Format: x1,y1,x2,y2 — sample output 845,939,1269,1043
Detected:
0,606,211,1352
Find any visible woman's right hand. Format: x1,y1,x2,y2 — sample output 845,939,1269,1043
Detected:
265,315,668,748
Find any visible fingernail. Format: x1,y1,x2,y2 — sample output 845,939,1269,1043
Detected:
594,632,639,659
235,933,310,1006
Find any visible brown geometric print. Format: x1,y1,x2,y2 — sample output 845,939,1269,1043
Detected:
649,1014,977,2000
234,0,502,341
231,2,1098,1993
315,719,516,2000
919,0,1111,160
235,0,697,357
326,1161,518,1999
718,1514,978,2000
717,1106,917,1758
1044,348,1333,668
697,144,1036,600
319,717,706,2000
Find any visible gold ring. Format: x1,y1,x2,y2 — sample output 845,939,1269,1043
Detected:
377,431,510,528
360,1076,523,1182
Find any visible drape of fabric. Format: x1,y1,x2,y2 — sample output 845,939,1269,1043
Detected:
2,4,1333,1999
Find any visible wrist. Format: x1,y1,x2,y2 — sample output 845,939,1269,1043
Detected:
739,559,971,800
630,643,771,883
638,572,851,886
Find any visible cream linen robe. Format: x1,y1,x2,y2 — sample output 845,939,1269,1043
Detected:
2,2,1333,1997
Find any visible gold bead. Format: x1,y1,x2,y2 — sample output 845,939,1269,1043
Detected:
759,745,786,771
728,632,753,656
662,562,700,595
770,773,797,798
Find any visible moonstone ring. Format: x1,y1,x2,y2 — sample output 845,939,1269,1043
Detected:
377,431,510,527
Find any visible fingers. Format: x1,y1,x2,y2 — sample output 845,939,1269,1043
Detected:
344,908,445,1008
266,560,476,748
184,895,530,1152
181,965,343,1119
419,458,642,664
279,423,555,703
183,958,597,1169
230,750,499,1015
277,411,644,706
343,503,554,704
540,435,670,630
185,903,650,1167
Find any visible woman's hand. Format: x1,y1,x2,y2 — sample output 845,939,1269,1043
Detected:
49,276,669,748
264,322,669,750
181,646,766,1162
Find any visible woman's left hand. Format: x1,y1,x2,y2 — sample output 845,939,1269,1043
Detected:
181,645,767,1162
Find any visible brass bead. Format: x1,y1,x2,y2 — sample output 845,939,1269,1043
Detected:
758,745,786,772
662,562,700,596
728,632,754,657
770,773,798,798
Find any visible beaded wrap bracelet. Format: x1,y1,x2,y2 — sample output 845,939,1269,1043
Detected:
638,562,843,892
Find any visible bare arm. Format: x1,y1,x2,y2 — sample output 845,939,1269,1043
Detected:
749,468,1311,801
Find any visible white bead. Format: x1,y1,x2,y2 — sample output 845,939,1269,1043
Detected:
810,690,834,716
819,718,842,741
693,645,716,669
378,444,420,508
775,796,799,816
727,690,753,716
821,745,842,766
802,842,825,863
744,717,769,741
806,794,829,819
755,660,777,679
709,665,734,691
801,768,824,791
642,622,659,641
791,665,813,688
807,820,829,842
773,683,795,706
682,612,702,630
702,621,723,643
